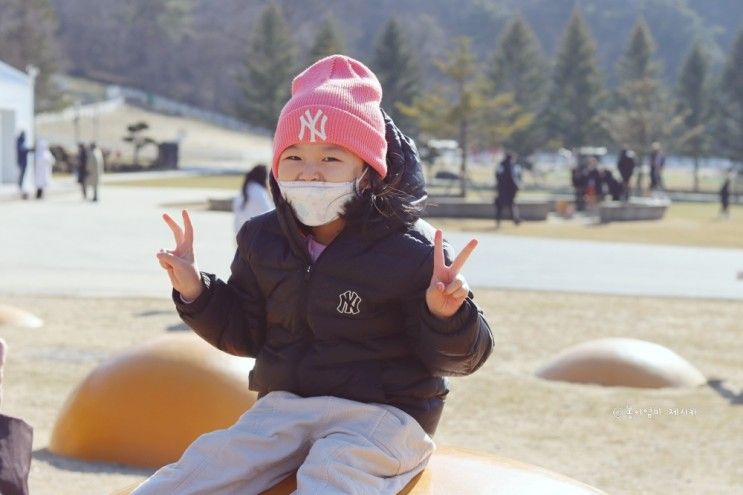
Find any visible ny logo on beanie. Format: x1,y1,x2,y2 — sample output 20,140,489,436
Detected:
298,109,328,142
337,290,362,315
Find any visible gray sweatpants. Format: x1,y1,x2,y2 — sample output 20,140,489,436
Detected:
131,391,434,495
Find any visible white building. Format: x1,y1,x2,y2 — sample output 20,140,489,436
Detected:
0,59,35,186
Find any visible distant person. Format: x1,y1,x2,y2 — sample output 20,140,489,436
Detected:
232,164,274,236
86,142,104,202
649,142,665,191
571,163,589,211
76,143,88,200
585,155,602,206
15,132,32,200
599,168,623,201
494,153,521,228
33,139,53,200
719,169,735,218
616,149,636,201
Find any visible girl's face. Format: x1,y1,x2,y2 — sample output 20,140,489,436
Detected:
277,143,365,183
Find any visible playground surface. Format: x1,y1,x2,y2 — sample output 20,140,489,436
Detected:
0,290,740,495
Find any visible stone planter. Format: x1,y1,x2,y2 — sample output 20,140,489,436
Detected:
598,198,670,223
423,197,550,221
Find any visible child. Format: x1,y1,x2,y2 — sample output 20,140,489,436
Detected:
140,55,493,494
232,164,274,236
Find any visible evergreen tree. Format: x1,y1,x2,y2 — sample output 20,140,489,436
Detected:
400,37,528,196
616,18,660,83
486,16,547,158
606,17,689,194
676,41,710,191
716,27,743,167
308,17,344,64
239,2,296,130
372,18,421,132
0,0,60,110
434,36,477,196
544,9,605,149
123,0,193,100
488,16,547,110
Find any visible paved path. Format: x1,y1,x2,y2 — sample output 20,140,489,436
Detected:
447,232,742,300
1,176,740,300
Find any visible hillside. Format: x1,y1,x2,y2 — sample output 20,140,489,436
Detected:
36,94,272,170
48,0,743,117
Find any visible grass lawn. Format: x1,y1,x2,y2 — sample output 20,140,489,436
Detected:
2,290,740,495
430,202,743,250
107,174,742,249
107,168,732,195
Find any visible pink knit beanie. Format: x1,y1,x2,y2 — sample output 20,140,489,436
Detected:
272,54,388,179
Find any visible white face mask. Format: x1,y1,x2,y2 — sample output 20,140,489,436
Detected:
278,170,367,226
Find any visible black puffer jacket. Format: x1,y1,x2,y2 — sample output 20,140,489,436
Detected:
172,115,494,436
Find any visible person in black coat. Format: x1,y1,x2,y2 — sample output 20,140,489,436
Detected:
494,153,522,227
15,132,32,200
720,169,735,218
617,149,636,201
143,55,493,494
76,143,88,199
585,155,602,205
600,168,623,201
571,163,589,211
649,142,665,191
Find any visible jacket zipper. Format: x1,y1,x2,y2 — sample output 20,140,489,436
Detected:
279,202,343,335
300,233,339,333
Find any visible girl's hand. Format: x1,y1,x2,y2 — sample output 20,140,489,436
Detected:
426,230,478,320
156,209,203,301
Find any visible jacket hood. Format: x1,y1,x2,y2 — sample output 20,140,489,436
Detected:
381,108,427,205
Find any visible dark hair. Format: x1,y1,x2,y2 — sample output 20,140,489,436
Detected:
341,164,424,231
240,164,268,209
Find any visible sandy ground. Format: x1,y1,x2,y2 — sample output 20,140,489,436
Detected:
0,290,741,495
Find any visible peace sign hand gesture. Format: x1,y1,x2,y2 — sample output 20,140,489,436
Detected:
156,209,203,301
426,230,478,320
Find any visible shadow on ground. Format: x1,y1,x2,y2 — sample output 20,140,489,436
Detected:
32,448,153,476
707,379,743,405
166,322,189,331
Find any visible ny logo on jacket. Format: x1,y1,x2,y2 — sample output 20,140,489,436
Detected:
337,290,362,315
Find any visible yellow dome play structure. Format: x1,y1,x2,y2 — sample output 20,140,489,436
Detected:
536,337,706,388
0,304,43,328
49,333,257,468
269,446,606,494
112,446,606,494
